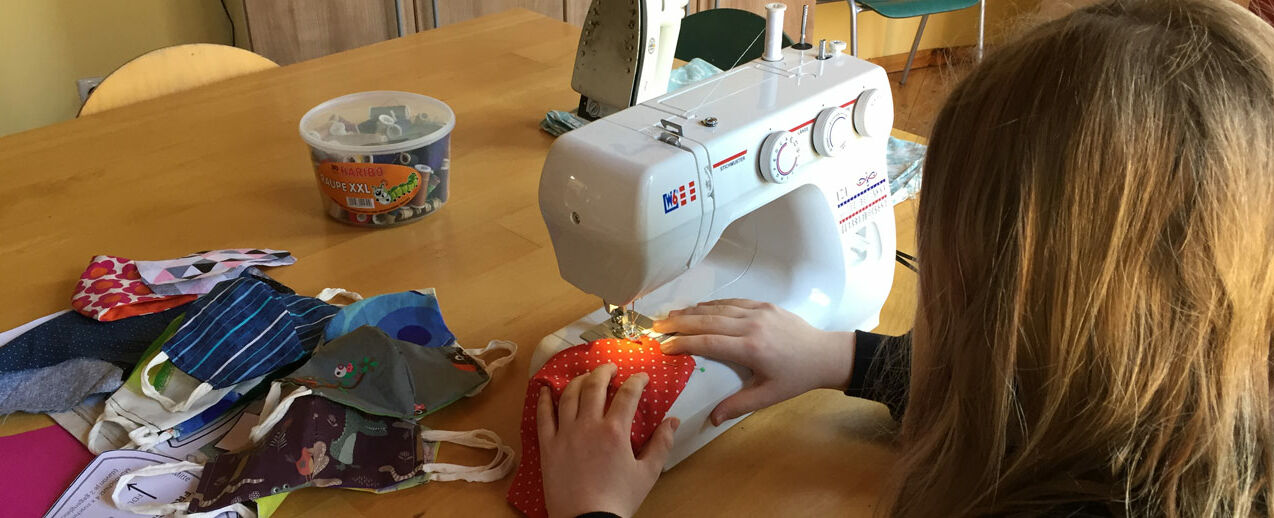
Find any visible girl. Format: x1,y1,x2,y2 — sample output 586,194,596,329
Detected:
536,0,1274,516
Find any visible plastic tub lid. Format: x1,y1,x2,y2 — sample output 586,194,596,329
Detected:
300,91,456,155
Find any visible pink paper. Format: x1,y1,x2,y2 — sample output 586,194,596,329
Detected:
0,425,95,517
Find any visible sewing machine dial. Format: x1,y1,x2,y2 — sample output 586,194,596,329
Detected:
813,107,852,156
759,131,802,183
852,88,892,138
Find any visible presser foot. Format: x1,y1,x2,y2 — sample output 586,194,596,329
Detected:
580,309,674,343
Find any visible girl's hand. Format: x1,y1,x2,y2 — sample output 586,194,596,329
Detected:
653,299,856,425
538,364,679,518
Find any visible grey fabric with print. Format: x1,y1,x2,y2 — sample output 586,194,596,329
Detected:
281,325,489,419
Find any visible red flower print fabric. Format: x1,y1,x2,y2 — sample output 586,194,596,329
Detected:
507,337,696,517
72,255,196,321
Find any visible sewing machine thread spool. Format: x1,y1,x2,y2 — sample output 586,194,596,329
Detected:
763,3,786,62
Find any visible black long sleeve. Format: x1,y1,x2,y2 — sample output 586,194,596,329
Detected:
843,330,911,420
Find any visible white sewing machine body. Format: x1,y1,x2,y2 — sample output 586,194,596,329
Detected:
535,46,896,469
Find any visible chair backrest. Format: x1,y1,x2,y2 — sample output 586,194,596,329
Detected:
79,43,278,116
675,8,793,71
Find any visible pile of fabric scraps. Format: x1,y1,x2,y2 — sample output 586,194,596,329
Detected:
540,58,725,137
0,249,518,518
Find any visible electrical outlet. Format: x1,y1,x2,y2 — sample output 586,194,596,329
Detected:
76,77,104,104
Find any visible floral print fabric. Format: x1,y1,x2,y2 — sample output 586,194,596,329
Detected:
72,255,195,322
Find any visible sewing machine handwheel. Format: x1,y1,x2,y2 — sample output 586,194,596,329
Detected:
759,131,801,183
853,88,892,138
813,107,852,156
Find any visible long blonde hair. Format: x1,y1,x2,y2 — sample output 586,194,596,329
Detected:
891,0,1274,516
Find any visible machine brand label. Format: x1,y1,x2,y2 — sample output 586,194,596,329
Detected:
662,181,698,213
712,150,747,171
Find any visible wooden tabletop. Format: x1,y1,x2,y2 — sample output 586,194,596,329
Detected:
0,9,916,517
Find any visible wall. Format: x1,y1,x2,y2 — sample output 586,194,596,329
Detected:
0,0,232,137
812,0,1042,60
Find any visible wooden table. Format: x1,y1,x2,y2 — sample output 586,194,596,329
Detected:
0,9,917,517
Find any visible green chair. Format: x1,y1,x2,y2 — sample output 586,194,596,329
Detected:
848,0,984,84
675,8,794,71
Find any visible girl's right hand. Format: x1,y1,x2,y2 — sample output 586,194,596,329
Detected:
652,299,857,425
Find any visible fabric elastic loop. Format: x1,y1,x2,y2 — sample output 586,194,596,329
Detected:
317,288,364,305
248,383,312,444
463,340,517,375
124,424,175,452
138,351,180,408
111,461,202,515
137,352,215,413
418,428,516,483
88,414,139,455
462,340,517,396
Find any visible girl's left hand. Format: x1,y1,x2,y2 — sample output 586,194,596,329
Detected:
538,363,680,518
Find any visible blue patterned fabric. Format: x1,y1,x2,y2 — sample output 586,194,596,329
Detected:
162,277,337,389
324,289,456,348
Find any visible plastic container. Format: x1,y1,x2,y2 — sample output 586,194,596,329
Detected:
300,91,455,227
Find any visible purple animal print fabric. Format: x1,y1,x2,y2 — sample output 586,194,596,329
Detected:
188,395,437,512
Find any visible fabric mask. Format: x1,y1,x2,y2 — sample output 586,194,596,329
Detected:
88,316,265,454
135,248,296,296
250,326,514,431
72,255,197,321
113,395,515,516
507,337,697,518
140,277,337,411
323,289,457,348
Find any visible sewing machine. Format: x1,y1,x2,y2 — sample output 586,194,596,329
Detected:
572,0,688,120
534,15,896,468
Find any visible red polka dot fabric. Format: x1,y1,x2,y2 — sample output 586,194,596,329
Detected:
506,337,697,517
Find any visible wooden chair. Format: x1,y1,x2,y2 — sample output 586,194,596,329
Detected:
847,0,984,84
79,44,278,116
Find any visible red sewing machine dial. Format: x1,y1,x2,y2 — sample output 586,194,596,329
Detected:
759,131,801,183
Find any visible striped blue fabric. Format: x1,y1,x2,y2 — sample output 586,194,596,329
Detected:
161,277,338,389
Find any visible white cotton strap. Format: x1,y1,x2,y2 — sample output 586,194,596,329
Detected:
124,423,176,452
137,351,217,414
464,339,517,374
138,351,180,409
248,383,312,444
462,340,517,396
88,414,139,455
111,461,202,515
419,428,517,483
317,288,364,305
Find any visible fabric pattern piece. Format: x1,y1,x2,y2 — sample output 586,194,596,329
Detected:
324,289,457,348
0,358,123,415
507,337,696,518
71,255,197,321
136,248,295,296
0,304,189,374
188,395,438,512
162,277,337,389
282,326,489,420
